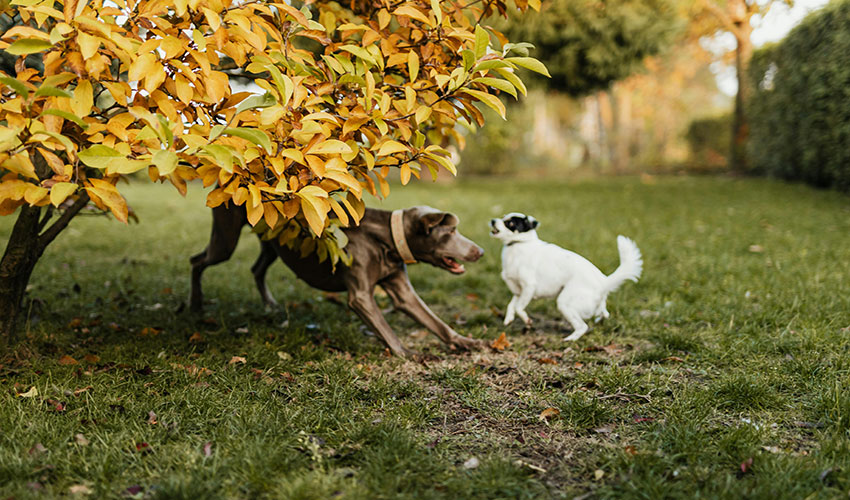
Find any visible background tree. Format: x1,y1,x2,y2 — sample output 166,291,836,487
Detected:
690,0,792,172
0,0,545,342
499,0,678,97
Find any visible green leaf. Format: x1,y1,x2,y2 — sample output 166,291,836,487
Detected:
494,68,527,96
30,130,74,152
34,85,73,98
0,77,29,99
461,50,475,73
473,59,515,72
505,57,551,77
474,25,489,60
157,114,174,149
472,77,517,98
201,144,235,172
235,92,277,116
107,158,149,175
39,109,88,129
152,149,179,175
339,45,376,66
5,39,53,55
77,144,123,169
224,127,273,154
461,88,506,119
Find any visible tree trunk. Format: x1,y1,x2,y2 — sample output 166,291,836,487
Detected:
0,205,44,345
730,26,754,173
0,192,90,345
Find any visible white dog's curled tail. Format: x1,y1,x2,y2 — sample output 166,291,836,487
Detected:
604,236,643,295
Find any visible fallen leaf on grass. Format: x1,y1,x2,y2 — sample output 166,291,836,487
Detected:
583,343,623,356
594,469,605,481
491,332,510,351
83,354,100,364
594,424,616,434
203,442,213,457
135,442,151,453
139,327,162,337
69,484,92,495
229,356,247,365
663,356,685,362
147,411,157,425
536,357,559,365
188,332,203,343
538,407,560,422
28,443,47,455
58,355,78,366
624,445,638,456
45,399,66,412
73,386,93,396
75,434,89,446
513,459,547,473
748,245,764,253
462,457,480,469
740,457,754,474
761,445,781,454
17,386,38,398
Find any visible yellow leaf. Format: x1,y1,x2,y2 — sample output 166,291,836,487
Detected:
76,32,99,60
24,184,48,205
246,200,263,226
71,79,93,118
128,53,157,83
399,164,411,185
309,140,353,155
324,170,363,196
376,140,409,157
86,178,128,223
461,89,506,119
408,50,420,82
394,4,431,25
50,182,77,207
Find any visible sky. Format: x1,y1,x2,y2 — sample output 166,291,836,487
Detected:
712,0,830,94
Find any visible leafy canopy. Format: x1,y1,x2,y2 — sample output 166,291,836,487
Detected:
0,0,544,266
500,0,676,96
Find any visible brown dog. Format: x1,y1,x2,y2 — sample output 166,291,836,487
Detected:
189,204,485,357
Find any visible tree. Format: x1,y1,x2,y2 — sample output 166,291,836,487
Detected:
499,0,678,97
0,0,545,342
690,0,792,172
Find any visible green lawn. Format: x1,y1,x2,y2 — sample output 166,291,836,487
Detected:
1,176,849,499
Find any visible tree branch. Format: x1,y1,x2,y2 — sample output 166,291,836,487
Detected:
37,192,90,250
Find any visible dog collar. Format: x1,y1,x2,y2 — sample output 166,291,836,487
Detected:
391,209,416,264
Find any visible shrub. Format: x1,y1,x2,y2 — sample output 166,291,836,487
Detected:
747,1,850,192
685,114,731,171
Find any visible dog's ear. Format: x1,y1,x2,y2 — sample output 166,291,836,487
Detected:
420,212,458,233
529,216,539,229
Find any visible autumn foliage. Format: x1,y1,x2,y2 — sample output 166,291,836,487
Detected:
0,0,545,266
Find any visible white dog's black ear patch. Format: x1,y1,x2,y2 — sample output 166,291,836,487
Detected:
503,214,537,233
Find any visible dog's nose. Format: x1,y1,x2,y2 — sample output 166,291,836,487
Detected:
469,245,484,261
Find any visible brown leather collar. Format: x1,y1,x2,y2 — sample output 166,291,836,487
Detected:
391,209,416,264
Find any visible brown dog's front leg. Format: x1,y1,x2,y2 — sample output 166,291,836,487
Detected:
381,272,483,352
347,285,414,358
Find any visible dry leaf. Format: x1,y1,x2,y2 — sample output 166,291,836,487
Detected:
75,433,90,446
462,457,480,469
748,245,764,253
69,484,92,495
203,441,213,457
18,386,38,398
83,354,100,364
537,357,558,365
147,411,157,425
594,469,605,481
73,386,93,396
538,407,560,422
491,332,510,351
58,355,78,365
188,332,203,343
229,356,247,365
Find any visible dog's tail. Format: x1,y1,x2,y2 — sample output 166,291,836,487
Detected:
603,235,643,295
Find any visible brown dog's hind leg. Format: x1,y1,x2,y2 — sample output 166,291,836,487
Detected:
346,277,414,358
381,272,484,352
189,206,245,312
251,241,279,308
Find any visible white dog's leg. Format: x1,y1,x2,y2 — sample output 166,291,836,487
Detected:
503,296,518,325
513,288,535,326
557,293,589,341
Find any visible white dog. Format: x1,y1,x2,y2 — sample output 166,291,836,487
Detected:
489,213,642,341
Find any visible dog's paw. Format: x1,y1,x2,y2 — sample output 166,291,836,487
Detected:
503,316,514,326
450,335,486,352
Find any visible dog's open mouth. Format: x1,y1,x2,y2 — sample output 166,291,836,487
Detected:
441,256,466,274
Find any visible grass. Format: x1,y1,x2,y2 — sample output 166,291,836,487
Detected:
1,175,849,499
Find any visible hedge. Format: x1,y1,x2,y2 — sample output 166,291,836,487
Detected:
747,0,850,192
